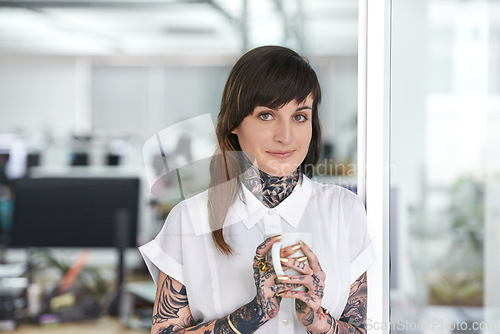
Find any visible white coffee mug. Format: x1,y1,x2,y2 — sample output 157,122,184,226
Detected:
269,232,313,291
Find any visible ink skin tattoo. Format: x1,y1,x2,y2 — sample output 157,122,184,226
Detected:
253,261,279,320
282,249,325,332
161,299,266,334
152,261,367,333
291,272,367,334
153,249,280,334
153,276,191,325
156,322,211,334
338,272,368,334
312,274,324,299
315,310,333,334
229,298,267,332
242,162,299,208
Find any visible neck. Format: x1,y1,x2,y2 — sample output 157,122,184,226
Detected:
242,163,299,208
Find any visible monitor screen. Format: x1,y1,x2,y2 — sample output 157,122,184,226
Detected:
10,177,139,248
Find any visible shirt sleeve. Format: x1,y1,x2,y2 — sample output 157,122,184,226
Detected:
343,190,376,283
138,202,185,286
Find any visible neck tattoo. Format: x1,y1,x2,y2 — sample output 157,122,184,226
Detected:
242,163,299,208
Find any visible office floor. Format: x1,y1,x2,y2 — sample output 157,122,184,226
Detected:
13,317,147,334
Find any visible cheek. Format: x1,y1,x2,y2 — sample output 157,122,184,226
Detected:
238,130,264,154
299,127,313,152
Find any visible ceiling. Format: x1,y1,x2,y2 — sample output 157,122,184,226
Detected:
0,0,359,56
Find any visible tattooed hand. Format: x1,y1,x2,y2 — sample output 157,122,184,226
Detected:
277,241,332,334
252,235,302,323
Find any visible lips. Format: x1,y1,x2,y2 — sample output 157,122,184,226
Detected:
266,150,294,159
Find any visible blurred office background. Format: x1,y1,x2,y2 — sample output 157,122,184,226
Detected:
391,0,500,333
1,0,499,333
0,0,359,332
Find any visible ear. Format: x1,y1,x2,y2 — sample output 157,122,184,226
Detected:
231,128,238,135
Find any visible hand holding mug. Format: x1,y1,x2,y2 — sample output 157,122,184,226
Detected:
274,239,331,333
252,235,302,322
270,232,313,291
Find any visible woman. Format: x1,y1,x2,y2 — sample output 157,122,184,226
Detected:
139,46,374,334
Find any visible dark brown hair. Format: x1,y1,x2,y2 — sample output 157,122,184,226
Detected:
208,45,322,255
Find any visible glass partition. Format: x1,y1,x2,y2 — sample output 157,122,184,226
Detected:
390,0,500,332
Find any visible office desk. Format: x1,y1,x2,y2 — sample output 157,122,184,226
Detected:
13,317,147,334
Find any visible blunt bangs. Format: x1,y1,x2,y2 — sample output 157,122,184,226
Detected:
236,47,321,114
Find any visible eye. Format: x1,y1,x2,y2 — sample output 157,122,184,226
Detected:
294,114,308,122
259,113,274,121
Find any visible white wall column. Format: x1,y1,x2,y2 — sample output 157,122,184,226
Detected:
359,0,391,333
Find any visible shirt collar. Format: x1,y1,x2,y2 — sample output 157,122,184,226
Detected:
229,175,313,229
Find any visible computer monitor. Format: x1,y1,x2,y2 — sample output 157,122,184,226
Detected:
10,177,139,248
70,153,88,166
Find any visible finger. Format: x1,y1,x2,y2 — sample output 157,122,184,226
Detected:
255,235,282,258
277,290,319,307
279,243,301,258
279,257,314,275
298,241,322,273
281,255,308,269
276,275,314,290
272,283,302,294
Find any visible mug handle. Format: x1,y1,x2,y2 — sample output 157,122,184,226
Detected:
271,241,285,276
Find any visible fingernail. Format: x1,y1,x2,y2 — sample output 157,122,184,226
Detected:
280,258,289,263
298,256,308,262
277,291,286,297
291,244,301,251
272,235,282,241
299,240,305,246
277,275,289,281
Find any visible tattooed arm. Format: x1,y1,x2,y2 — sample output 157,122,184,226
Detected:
152,271,271,334
336,272,368,334
151,271,195,333
152,236,299,334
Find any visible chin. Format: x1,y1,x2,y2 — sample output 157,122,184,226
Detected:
263,162,300,177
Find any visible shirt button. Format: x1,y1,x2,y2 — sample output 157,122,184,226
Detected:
268,209,276,216
282,319,290,326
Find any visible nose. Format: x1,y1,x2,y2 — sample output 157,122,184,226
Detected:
273,119,292,145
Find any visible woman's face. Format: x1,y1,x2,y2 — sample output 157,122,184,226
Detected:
232,95,313,177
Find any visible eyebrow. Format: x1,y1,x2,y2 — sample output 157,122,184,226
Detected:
257,105,312,111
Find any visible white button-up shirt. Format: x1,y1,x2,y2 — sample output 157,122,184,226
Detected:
139,175,375,334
